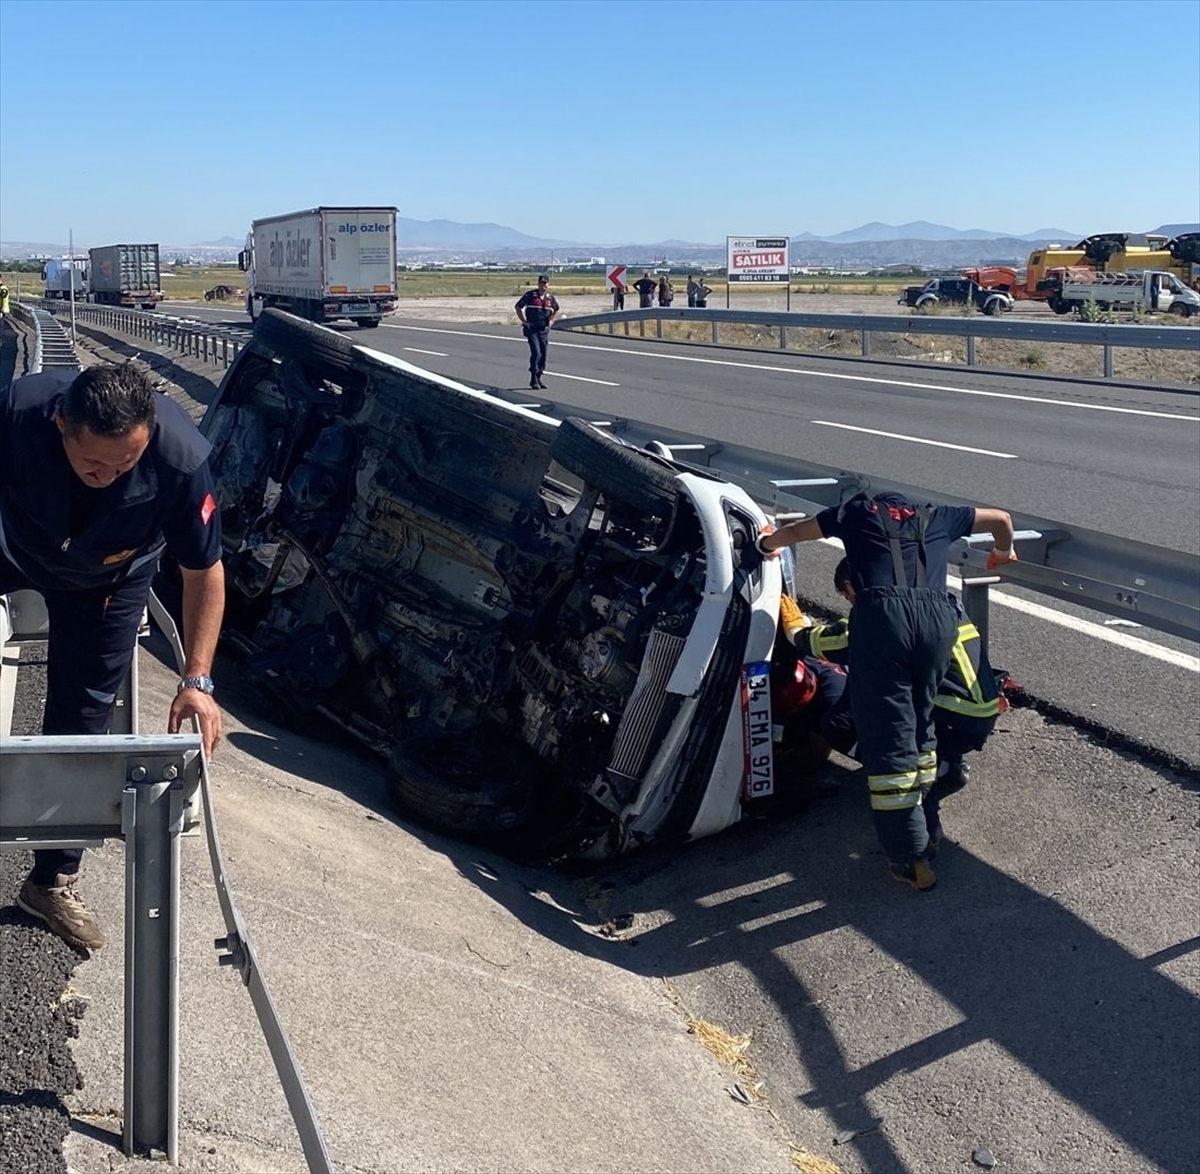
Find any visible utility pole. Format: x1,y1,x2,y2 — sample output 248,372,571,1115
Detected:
68,228,78,344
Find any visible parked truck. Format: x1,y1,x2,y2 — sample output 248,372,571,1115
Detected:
87,244,164,308
42,257,89,300
239,207,398,327
1045,269,1199,317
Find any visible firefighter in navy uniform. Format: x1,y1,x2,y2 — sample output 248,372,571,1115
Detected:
0,364,225,950
780,560,1005,846
514,274,561,390
758,492,1016,891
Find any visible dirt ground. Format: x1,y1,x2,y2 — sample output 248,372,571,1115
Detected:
394,292,1199,387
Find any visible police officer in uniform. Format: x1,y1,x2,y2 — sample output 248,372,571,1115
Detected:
758,492,1015,891
1,363,225,950
514,274,560,390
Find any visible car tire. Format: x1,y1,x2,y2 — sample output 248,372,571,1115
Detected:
1049,296,1073,315
254,308,356,374
1169,301,1192,317
358,317,382,329
387,732,542,840
550,417,679,518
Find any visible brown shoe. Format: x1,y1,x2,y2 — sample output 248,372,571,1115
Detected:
17,872,106,951
888,859,937,892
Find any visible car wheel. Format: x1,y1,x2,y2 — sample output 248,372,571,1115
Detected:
254,308,356,374
1169,301,1191,317
550,417,679,519
1049,296,1072,315
917,298,936,313
387,732,543,841
358,317,382,329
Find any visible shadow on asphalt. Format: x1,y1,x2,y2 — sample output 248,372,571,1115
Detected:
177,633,1199,1174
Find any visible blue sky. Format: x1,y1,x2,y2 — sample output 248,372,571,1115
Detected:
1,0,1197,246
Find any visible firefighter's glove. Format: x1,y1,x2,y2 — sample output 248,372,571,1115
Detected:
755,525,778,558
779,595,806,641
985,546,1018,572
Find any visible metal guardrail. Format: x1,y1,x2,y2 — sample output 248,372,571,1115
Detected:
492,389,1200,644
32,299,248,370
147,591,335,1173
12,302,82,373
0,730,201,1161
556,306,1200,380
0,588,335,1172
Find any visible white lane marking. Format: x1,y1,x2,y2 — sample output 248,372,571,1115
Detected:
975,585,1200,672
812,536,1198,672
381,322,1199,423
403,347,448,357
545,372,620,387
811,420,1018,459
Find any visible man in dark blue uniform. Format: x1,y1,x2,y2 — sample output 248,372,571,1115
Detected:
515,275,561,390
1,363,225,950
758,492,1015,891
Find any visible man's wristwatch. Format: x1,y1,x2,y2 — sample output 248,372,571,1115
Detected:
178,675,215,695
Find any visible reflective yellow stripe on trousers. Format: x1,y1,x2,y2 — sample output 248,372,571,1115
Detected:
868,770,922,810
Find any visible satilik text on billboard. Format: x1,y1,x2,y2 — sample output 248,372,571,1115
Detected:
726,236,790,284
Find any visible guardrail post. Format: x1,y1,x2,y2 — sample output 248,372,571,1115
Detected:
960,575,999,659
779,324,786,350
712,320,719,346
655,318,662,340
1103,344,1114,378
967,335,977,367
862,329,871,357
639,319,645,338
124,770,185,1161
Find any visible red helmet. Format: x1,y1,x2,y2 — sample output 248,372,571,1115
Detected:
776,659,818,714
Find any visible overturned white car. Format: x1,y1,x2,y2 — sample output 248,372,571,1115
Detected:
197,311,784,856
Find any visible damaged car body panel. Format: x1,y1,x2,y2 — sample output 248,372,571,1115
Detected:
199,310,782,856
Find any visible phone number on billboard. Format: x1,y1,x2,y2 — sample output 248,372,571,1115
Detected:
729,273,790,282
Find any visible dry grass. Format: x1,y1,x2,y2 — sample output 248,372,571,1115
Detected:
790,1149,845,1174
686,1017,764,1097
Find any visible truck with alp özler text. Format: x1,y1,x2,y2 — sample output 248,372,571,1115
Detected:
239,207,399,328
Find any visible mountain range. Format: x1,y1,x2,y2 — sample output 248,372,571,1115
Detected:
4,222,1196,270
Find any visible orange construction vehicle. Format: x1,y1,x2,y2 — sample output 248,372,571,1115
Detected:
1004,232,1199,301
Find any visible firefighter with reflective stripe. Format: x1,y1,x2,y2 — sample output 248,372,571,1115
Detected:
758,491,1016,891
784,559,1005,841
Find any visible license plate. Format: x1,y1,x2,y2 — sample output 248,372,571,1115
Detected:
740,660,774,800
346,303,370,313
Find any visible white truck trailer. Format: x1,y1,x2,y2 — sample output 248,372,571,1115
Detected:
239,207,398,328
42,257,89,300
1049,269,1200,317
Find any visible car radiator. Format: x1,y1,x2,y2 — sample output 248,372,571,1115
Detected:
605,626,687,798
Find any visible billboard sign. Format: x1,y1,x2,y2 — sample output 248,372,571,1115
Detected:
726,236,790,283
